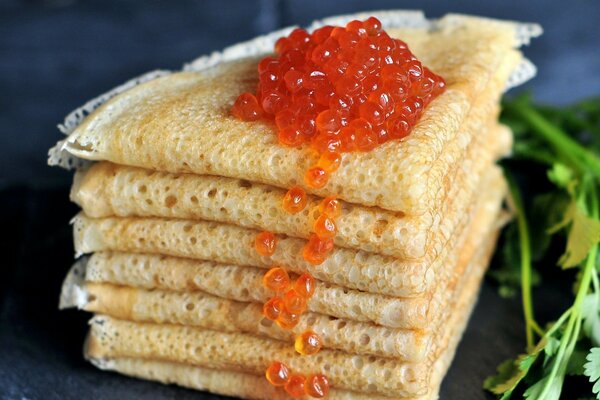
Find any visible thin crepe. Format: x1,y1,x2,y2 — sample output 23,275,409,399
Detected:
70,98,509,261
71,157,504,306
70,111,509,301
55,16,525,215
84,215,498,399
66,166,504,334
61,208,500,361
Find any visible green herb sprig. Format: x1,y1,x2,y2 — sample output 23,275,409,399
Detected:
484,94,600,399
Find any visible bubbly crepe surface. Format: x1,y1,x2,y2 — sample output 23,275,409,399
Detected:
58,16,523,215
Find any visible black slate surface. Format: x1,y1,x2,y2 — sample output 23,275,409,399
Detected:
0,1,597,399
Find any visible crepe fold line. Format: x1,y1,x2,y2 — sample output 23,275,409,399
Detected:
69,73,508,261
84,216,499,399
56,16,523,215
86,316,425,397
86,357,397,400
63,191,502,360
72,160,504,315
70,167,504,334
66,165,505,335
62,206,500,362
70,114,508,303
69,281,431,361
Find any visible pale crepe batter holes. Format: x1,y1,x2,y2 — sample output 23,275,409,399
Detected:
311,208,320,220
359,334,371,346
207,188,217,198
260,318,273,328
190,195,199,204
165,195,177,208
185,303,195,311
238,180,252,189
138,184,147,194
373,219,389,239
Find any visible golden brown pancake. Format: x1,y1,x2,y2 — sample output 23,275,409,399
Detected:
56,16,524,215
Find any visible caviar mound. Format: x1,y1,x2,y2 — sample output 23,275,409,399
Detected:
231,17,446,162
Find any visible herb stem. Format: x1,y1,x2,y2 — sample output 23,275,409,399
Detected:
537,182,599,399
505,103,600,177
506,171,538,349
544,307,572,337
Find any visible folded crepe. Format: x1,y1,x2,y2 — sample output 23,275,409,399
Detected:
49,14,537,216
68,164,505,332
84,212,499,399
70,112,508,301
69,65,512,261
62,198,502,362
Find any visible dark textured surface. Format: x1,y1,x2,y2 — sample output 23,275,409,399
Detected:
0,1,595,399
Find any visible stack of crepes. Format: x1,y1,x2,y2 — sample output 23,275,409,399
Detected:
49,11,540,400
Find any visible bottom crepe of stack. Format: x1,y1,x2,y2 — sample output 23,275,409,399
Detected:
50,10,541,400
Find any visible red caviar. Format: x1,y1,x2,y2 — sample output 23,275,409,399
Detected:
265,361,290,386
283,186,308,213
285,374,307,398
263,267,290,292
255,231,277,256
295,331,323,355
231,16,445,160
319,196,342,218
314,214,337,240
317,151,342,173
306,374,330,398
294,273,316,298
305,167,329,189
263,296,284,321
231,92,262,121
283,289,307,314
303,234,334,265
277,308,301,330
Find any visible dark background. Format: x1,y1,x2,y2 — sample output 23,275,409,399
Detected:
0,1,598,399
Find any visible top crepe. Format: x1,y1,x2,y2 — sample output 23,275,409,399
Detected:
51,15,536,214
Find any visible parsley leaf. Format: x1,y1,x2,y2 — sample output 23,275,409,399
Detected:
558,205,600,268
584,348,600,399
582,294,600,347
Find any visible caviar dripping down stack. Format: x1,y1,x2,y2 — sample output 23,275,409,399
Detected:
52,11,541,400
